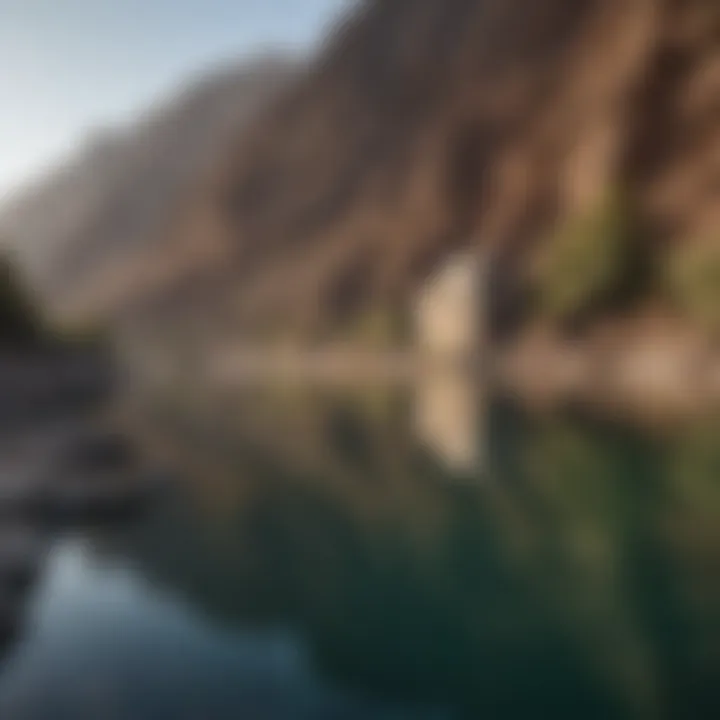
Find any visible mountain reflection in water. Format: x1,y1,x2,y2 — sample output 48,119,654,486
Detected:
0,383,718,720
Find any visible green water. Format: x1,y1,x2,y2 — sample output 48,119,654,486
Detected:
0,389,718,719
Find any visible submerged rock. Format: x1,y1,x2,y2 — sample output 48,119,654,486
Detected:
0,423,172,524
0,524,44,593
40,468,171,524
0,354,113,431
0,520,47,657
55,430,137,473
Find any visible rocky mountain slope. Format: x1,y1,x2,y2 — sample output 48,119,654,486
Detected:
3,0,718,347
131,0,718,344
0,55,299,323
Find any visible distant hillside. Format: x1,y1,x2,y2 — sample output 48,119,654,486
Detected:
3,0,718,349
127,0,718,344
0,54,299,322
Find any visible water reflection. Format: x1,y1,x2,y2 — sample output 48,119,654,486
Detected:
0,388,718,719
0,539,429,720
413,370,486,477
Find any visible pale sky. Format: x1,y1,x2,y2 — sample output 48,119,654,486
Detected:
0,0,350,200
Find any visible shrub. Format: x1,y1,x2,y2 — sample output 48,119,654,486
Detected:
534,189,641,327
665,239,720,337
51,322,111,351
345,303,409,348
0,253,44,346
0,251,112,353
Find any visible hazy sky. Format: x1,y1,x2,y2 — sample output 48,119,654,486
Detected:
0,0,350,199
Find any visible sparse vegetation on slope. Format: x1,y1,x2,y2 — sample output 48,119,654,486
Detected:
533,190,643,327
666,240,720,337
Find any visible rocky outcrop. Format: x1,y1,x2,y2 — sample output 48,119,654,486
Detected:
2,1,718,358
127,0,719,341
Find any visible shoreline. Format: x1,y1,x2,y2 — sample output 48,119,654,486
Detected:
0,351,113,428
495,332,720,426
128,339,720,429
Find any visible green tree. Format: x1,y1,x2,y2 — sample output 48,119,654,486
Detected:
0,252,43,347
666,239,720,337
534,189,641,328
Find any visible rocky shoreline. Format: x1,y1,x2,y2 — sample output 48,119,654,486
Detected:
0,352,113,428
495,329,720,425
0,349,176,663
201,337,720,428
0,352,171,519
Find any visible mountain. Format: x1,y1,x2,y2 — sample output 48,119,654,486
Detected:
0,54,299,325
3,0,718,347
127,0,718,344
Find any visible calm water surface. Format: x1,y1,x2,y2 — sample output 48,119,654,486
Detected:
0,385,718,719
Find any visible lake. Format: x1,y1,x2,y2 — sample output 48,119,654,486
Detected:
0,381,718,719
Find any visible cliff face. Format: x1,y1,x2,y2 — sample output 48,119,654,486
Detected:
3,1,718,345
0,255,43,349
138,0,718,341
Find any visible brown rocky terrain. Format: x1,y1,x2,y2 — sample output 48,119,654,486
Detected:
0,55,299,322
121,0,719,344
2,0,718,360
